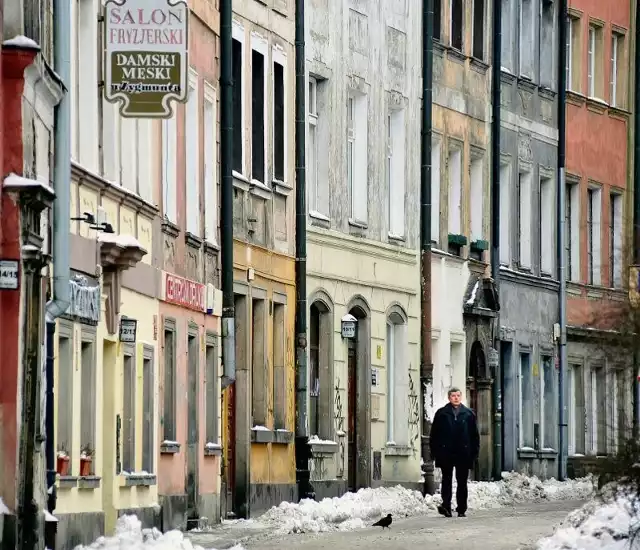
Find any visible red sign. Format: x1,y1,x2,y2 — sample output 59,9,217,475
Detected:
163,272,205,311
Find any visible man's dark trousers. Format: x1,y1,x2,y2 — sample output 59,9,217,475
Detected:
440,461,469,514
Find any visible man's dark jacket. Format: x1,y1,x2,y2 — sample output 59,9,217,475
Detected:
429,403,480,469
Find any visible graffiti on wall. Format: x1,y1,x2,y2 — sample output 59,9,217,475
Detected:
334,377,346,478
408,371,420,455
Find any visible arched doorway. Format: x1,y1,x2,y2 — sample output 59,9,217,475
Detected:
346,297,371,492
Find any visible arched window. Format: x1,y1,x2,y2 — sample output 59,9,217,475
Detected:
386,307,408,446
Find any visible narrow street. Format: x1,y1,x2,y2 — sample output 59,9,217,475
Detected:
188,500,585,550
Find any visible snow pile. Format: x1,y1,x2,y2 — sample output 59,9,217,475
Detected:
252,473,594,534
73,515,246,550
537,491,640,550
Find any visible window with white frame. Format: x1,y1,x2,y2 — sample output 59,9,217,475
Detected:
610,192,623,288
80,333,97,473
540,0,554,87
448,146,462,235
347,93,369,223
472,0,484,60
273,50,286,183
610,32,624,108
56,321,73,466
566,182,580,281
567,15,583,92
501,0,514,71
539,175,554,275
566,17,573,90
450,0,463,51
204,84,217,244
386,310,409,446
186,71,200,237
499,162,511,265
308,78,320,214
568,364,586,455
612,369,626,450
120,117,138,193
142,346,155,473
541,356,555,449
590,366,606,455
518,170,532,269
251,43,267,184
587,186,602,285
431,138,442,245
519,352,534,448
388,109,406,238
122,350,136,473
588,24,604,98
232,33,244,174
205,334,219,446
519,0,534,78
470,154,483,242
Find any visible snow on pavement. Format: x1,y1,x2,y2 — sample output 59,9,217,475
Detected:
536,489,640,550
228,472,594,535
72,515,246,550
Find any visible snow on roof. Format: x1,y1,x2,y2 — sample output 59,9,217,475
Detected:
3,173,54,196
0,497,11,515
3,35,40,50
341,313,357,322
98,232,146,251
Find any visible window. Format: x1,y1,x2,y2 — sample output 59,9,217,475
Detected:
610,33,623,107
431,138,442,244
566,182,580,281
540,0,554,87
205,334,219,444
162,115,178,224
518,171,532,269
251,47,266,184
590,367,606,455
587,24,603,98
542,356,555,449
232,37,244,174
612,369,626,450
272,300,286,430
121,117,138,192
123,351,136,472
519,0,534,78
309,304,320,437
499,162,511,265
273,57,285,183
449,0,463,51
308,78,320,214
142,348,154,473
568,364,585,455
387,311,409,446
204,85,217,244
519,352,534,448
566,17,573,89
501,0,514,71
186,71,200,236
610,193,623,288
388,109,406,238
472,0,484,60
251,297,267,427
587,187,602,285
347,93,369,223
567,16,582,92
448,146,462,235
56,323,73,464
470,155,483,242
80,335,96,473
163,319,177,441
539,176,554,274
434,0,441,41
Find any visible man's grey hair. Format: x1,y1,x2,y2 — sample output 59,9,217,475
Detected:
448,387,462,396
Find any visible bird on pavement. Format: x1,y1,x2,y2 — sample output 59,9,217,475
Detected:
372,513,392,529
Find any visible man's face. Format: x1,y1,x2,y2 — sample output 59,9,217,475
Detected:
448,391,462,406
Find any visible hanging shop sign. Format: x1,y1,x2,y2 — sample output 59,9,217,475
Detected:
103,0,189,118
66,276,101,324
119,317,138,343
0,259,19,290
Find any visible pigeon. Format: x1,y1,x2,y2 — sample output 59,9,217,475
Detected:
372,513,392,529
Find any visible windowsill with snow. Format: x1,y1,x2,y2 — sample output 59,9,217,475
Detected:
160,440,181,454
119,471,156,487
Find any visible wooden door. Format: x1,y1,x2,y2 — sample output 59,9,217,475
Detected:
223,384,236,516
347,344,357,492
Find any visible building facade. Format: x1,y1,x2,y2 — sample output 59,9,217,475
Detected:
304,0,422,497
431,0,498,480
564,0,634,475
225,0,297,519
157,0,224,531
499,0,561,478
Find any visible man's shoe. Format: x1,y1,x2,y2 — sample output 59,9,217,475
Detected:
437,505,452,517
457,512,466,517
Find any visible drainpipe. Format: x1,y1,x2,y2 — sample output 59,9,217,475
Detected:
420,0,435,497
490,0,503,481
557,0,568,481
633,0,640,437
44,0,72,528
294,0,313,501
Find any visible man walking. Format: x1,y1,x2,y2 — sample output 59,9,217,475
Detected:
429,387,480,518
